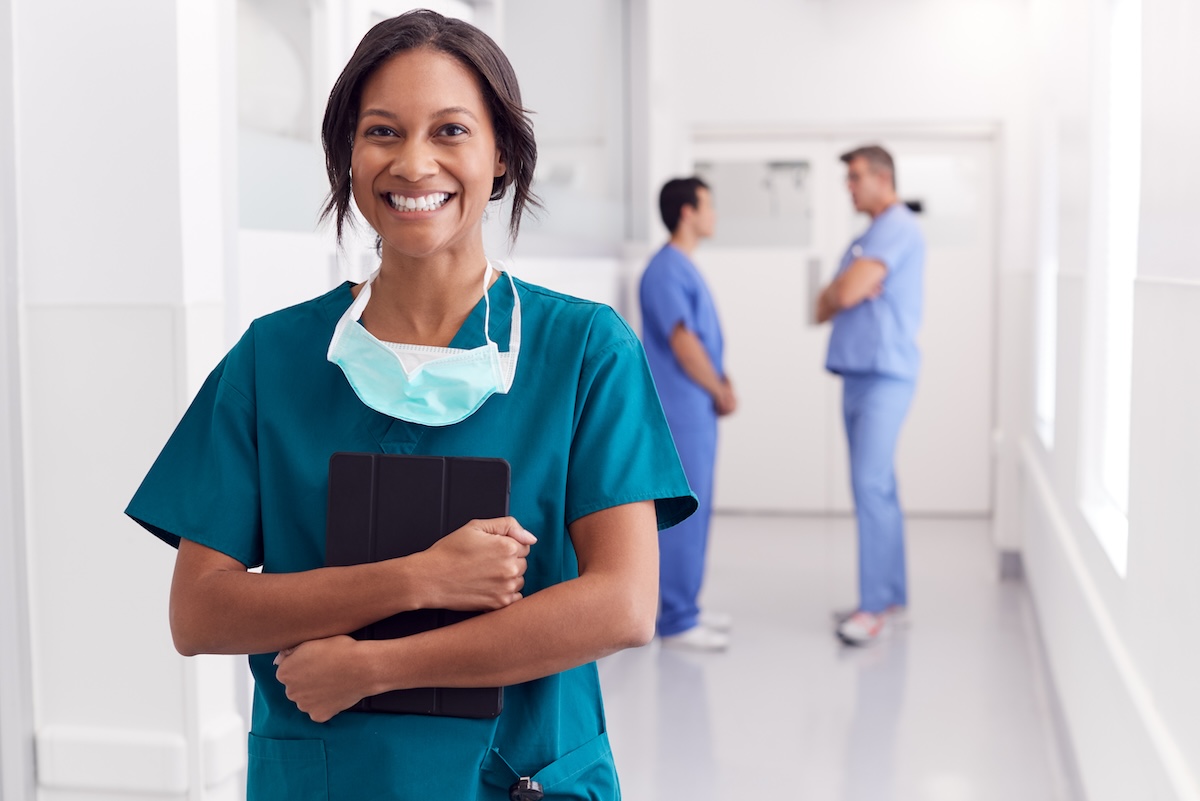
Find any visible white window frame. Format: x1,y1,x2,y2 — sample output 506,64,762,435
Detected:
1035,112,1059,450
1080,0,1141,577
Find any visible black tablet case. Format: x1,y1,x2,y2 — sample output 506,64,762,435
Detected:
325,452,510,718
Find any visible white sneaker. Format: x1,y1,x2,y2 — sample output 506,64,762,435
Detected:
699,611,733,632
836,611,890,646
832,605,908,627
661,625,730,652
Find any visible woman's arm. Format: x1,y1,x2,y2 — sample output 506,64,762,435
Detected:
274,500,658,722
169,517,535,656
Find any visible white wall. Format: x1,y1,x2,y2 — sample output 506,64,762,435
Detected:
641,0,1036,272
1019,0,1200,799
11,1,246,799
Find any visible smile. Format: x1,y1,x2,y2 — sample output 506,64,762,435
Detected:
387,192,452,212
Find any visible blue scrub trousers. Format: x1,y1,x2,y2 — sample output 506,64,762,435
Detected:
842,374,915,614
658,418,716,636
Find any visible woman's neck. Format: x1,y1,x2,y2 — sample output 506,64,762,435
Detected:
358,242,496,346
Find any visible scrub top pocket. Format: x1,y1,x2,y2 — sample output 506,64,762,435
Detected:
247,733,330,801
482,731,619,800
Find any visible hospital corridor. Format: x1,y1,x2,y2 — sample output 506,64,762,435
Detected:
1,1,1198,800
600,515,1071,800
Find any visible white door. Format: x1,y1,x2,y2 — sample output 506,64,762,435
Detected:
691,140,843,512
693,131,996,515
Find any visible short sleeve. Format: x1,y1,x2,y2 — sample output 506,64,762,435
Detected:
858,211,918,274
125,328,264,568
639,256,696,343
565,309,697,530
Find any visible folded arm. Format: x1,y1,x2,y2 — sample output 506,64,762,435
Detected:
169,517,535,656
816,258,887,323
274,500,659,722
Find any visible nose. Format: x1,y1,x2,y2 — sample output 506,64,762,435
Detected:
389,138,438,183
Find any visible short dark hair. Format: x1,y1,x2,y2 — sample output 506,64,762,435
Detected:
319,10,539,244
659,177,709,234
840,144,896,189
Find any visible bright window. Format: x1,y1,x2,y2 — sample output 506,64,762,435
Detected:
1035,115,1059,449
1102,0,1140,516
1084,0,1140,577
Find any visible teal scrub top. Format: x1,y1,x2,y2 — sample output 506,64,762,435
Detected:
126,275,697,801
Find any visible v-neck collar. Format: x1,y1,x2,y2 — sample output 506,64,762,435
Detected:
323,274,519,453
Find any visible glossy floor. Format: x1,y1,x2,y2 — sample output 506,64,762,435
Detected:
598,515,1080,801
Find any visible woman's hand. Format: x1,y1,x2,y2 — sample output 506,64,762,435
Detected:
274,635,373,723
416,517,537,611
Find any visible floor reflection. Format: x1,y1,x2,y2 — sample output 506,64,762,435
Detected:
840,634,909,800
656,648,717,801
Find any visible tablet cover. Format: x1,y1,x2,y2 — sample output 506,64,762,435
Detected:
325,452,510,718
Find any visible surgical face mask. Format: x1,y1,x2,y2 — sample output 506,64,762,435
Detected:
327,262,520,426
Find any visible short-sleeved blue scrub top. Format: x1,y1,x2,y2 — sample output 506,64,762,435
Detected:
126,274,696,801
639,244,725,430
826,203,925,380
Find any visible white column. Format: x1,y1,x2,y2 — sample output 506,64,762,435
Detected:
0,0,37,796
13,1,245,799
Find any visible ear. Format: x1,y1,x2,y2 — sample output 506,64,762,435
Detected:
494,147,506,179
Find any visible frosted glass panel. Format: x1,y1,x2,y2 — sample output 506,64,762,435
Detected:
237,0,322,231
497,0,628,256
695,161,813,248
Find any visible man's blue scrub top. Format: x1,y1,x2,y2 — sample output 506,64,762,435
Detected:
639,244,725,429
126,275,696,801
826,203,925,380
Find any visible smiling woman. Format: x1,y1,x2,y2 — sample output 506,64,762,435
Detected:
321,13,538,247
346,48,507,271
125,9,695,801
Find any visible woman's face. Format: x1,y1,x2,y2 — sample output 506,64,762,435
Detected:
351,47,505,262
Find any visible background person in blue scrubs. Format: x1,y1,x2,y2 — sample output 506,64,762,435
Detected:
126,12,694,800
816,145,925,647
640,177,737,652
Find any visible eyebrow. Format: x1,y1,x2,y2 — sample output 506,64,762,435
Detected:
359,106,481,123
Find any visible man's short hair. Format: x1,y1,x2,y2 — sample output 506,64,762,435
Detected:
659,177,709,234
840,145,895,189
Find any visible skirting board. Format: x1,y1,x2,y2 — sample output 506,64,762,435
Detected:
36,714,245,794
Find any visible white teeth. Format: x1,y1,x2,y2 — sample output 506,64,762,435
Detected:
389,192,450,212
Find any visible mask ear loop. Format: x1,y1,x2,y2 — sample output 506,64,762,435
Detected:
481,259,523,358
482,261,495,347
327,267,380,361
